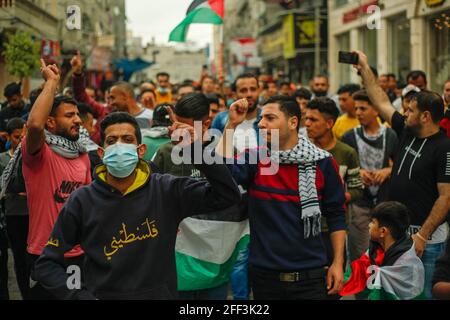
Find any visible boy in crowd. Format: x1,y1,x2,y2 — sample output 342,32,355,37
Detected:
340,202,425,300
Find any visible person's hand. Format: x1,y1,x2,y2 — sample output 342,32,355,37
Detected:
344,192,351,203
327,263,345,295
226,98,249,129
360,169,374,187
70,50,83,74
167,106,199,147
352,50,369,73
40,59,60,82
412,233,427,258
372,167,392,185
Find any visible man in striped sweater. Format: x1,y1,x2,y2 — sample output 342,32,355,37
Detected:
216,95,347,300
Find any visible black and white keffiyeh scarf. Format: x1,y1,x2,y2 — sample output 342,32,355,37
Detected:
270,133,331,239
0,127,89,203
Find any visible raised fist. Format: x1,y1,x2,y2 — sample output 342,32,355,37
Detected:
40,59,60,82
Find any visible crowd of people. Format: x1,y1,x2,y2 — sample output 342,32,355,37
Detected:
0,49,449,300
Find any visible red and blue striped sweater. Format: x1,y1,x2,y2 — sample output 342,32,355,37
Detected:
227,148,347,271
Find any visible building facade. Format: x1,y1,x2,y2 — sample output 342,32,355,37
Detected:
328,0,450,92
258,0,329,85
0,0,59,95
142,43,208,84
0,0,127,97
220,0,329,85
220,0,262,79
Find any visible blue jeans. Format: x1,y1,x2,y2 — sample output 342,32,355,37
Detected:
230,246,249,300
178,282,228,300
421,242,445,300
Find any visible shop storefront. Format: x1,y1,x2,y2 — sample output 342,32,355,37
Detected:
428,7,450,91
328,0,450,92
259,10,328,85
259,22,287,79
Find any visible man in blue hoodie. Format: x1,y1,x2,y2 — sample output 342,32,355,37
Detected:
33,108,241,300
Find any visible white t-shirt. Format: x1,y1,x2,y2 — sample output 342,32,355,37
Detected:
233,118,258,153
134,107,153,129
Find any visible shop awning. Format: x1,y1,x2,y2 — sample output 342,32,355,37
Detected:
113,57,154,81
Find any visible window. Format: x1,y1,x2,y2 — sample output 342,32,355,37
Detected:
337,32,351,84
359,27,377,68
388,14,410,82
429,10,450,92
335,0,349,8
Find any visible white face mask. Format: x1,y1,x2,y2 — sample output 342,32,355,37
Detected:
102,143,139,178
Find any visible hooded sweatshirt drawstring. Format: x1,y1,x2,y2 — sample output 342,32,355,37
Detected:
397,138,416,176
408,139,428,180
396,137,428,180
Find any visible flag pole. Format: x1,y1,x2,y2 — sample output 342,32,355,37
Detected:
219,23,224,78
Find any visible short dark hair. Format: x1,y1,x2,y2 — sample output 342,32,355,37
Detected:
50,96,78,117
232,73,259,92
205,93,219,106
293,88,312,101
314,75,328,81
411,90,445,124
279,81,291,87
263,95,301,131
175,93,210,121
77,103,94,122
352,90,373,105
156,72,170,79
337,83,361,96
152,104,173,127
178,82,195,91
407,70,427,83
371,202,410,240
6,117,25,134
100,112,142,146
306,97,340,123
29,88,43,109
386,73,396,79
201,76,216,84
141,89,156,97
4,82,21,99
397,81,407,90
112,81,135,99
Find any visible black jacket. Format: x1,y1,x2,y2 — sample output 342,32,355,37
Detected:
33,160,241,300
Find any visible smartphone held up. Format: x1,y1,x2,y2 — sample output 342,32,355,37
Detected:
338,51,359,65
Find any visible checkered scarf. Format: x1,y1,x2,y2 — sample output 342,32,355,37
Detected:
0,127,89,204
270,133,331,238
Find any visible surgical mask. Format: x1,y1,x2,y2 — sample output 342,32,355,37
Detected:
103,143,139,178
158,87,169,94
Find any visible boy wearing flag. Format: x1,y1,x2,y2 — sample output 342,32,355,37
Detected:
340,202,425,300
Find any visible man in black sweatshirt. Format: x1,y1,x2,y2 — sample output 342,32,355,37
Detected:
33,109,241,300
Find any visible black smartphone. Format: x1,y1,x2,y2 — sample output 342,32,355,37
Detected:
338,51,359,65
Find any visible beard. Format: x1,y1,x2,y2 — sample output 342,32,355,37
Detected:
247,100,258,113
313,90,327,97
405,122,422,137
56,126,80,142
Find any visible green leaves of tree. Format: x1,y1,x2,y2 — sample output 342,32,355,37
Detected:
3,31,40,78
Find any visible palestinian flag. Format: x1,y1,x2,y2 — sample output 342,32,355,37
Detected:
175,217,249,291
169,0,224,42
340,237,425,300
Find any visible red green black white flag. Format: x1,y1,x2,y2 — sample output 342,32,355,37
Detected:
169,0,224,42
